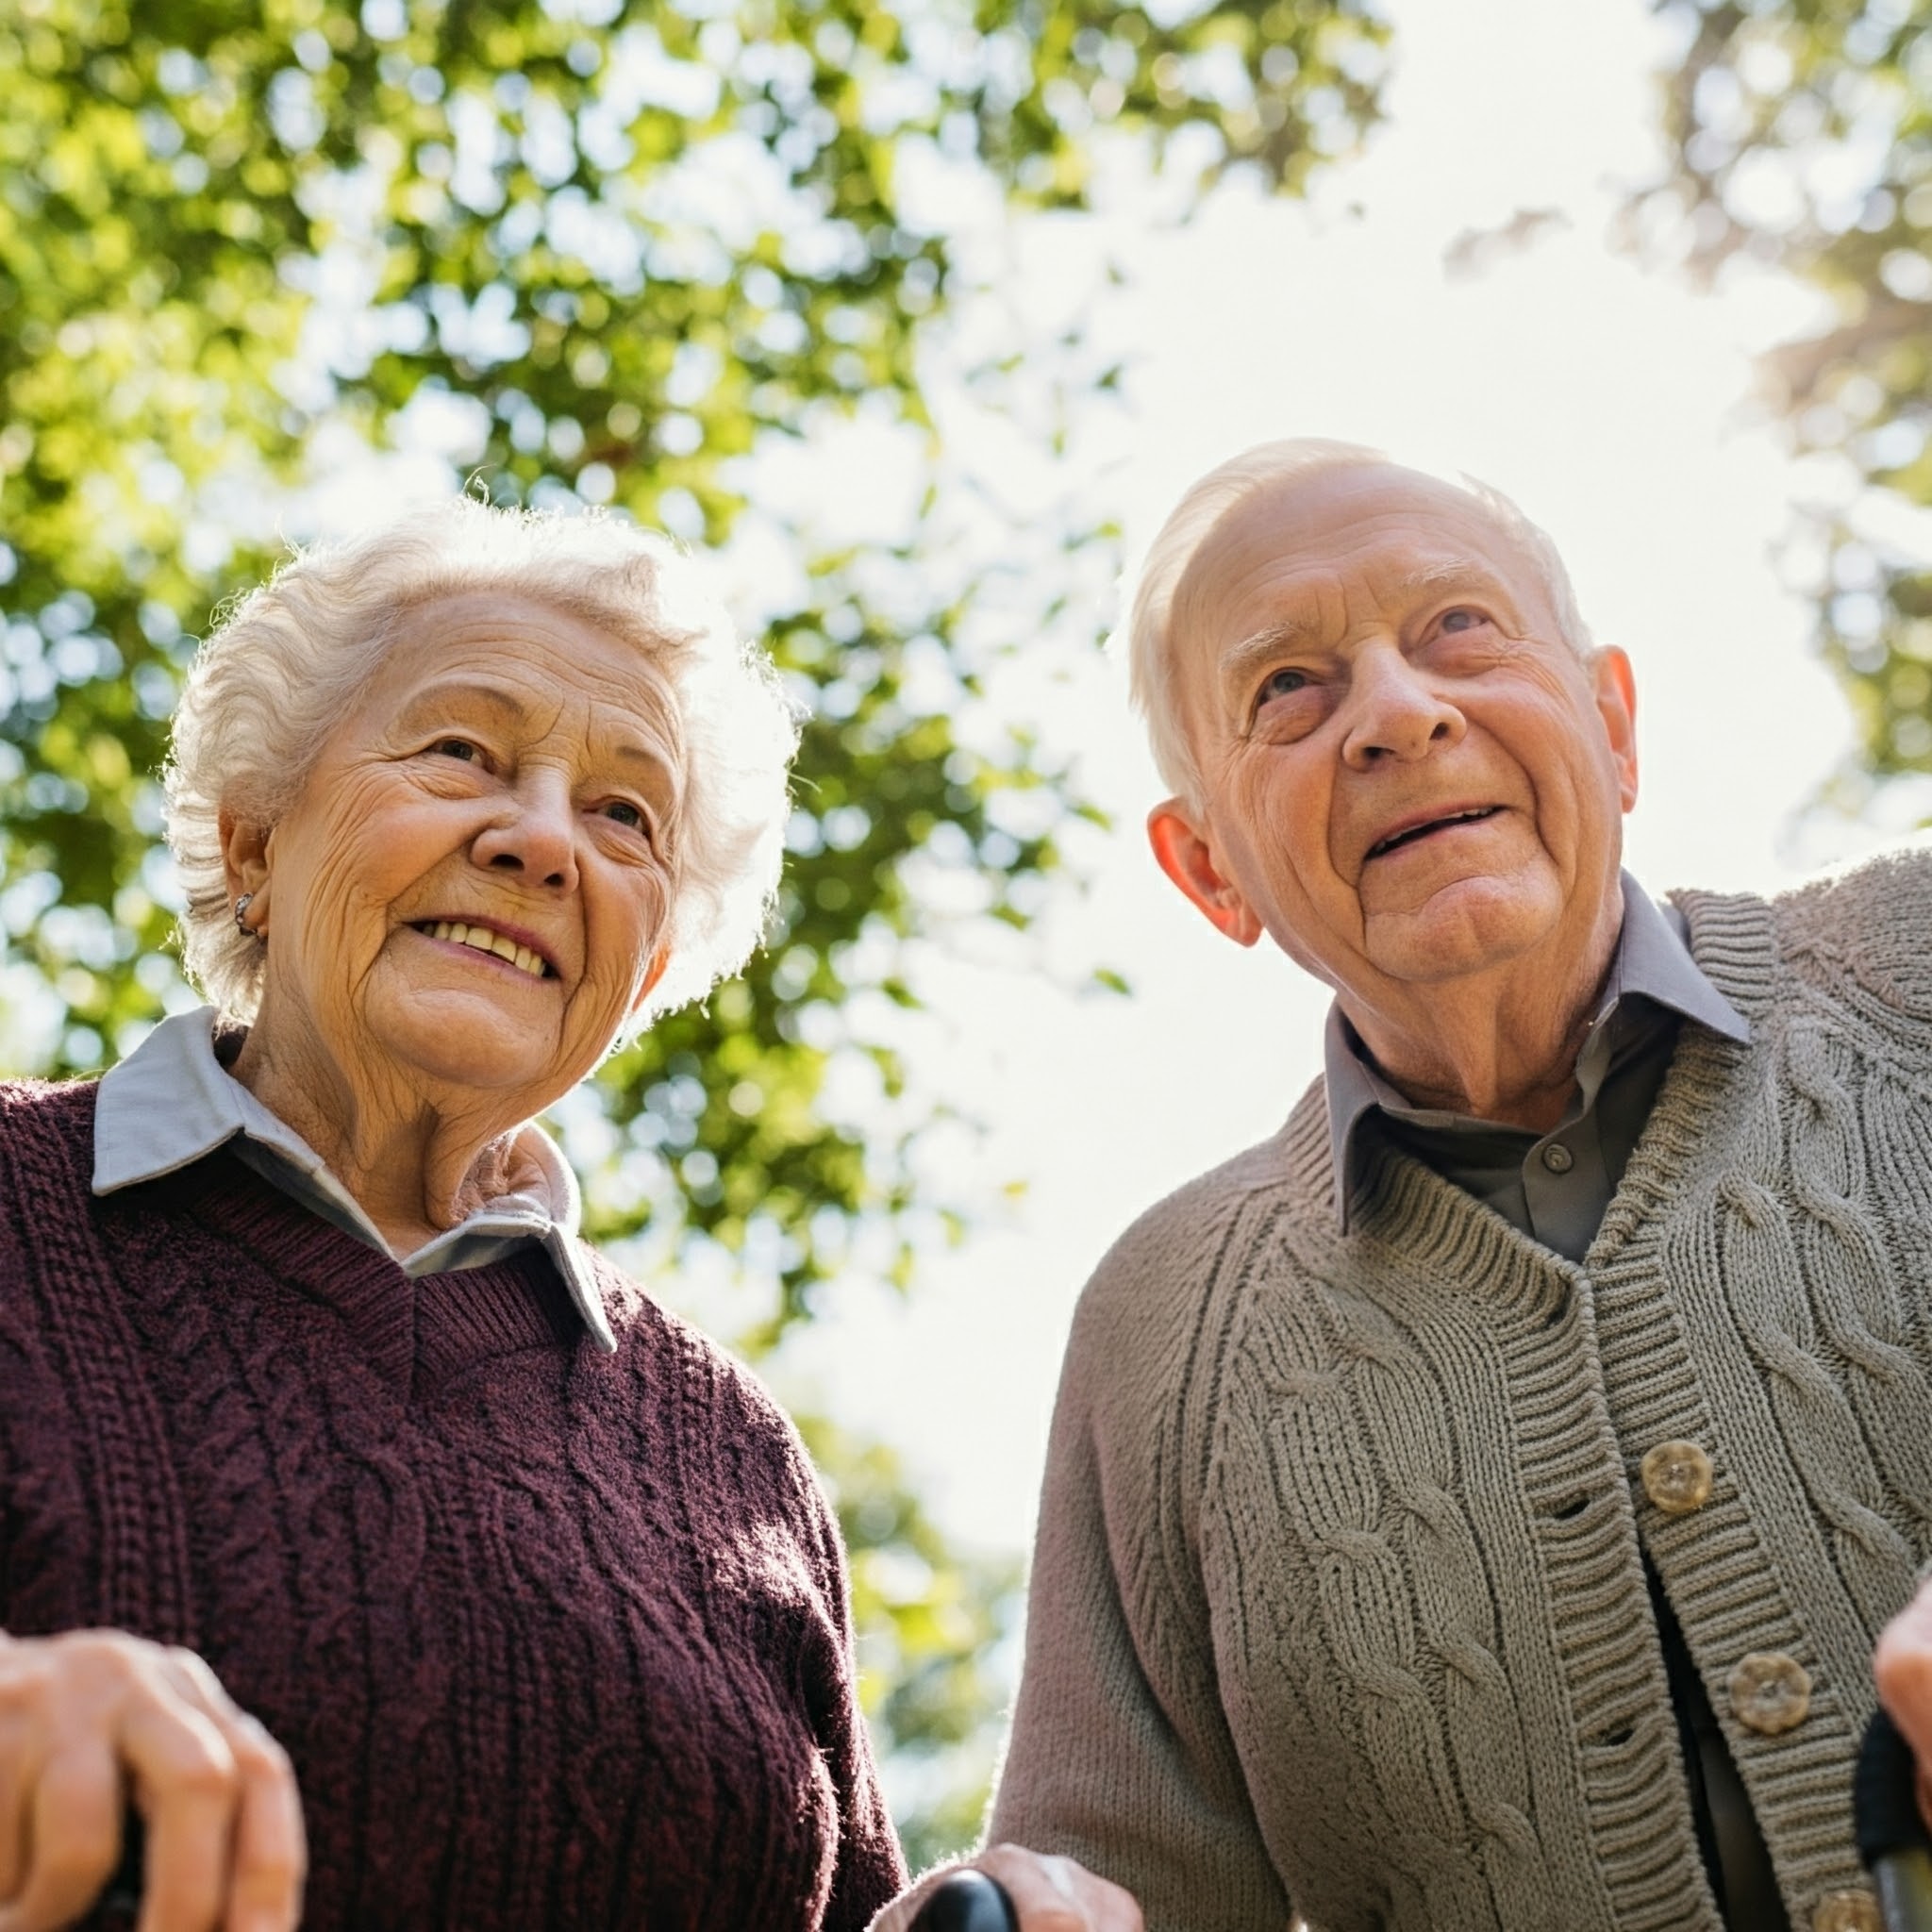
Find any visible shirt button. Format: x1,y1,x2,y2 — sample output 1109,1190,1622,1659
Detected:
1640,1441,1714,1516
1541,1142,1574,1174
1728,1652,1811,1735
1813,1890,1882,1932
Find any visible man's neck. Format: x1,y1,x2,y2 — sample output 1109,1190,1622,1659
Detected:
1341,894,1624,1135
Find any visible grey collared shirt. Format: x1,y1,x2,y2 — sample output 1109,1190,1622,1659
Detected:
92,1007,616,1353
1324,873,1752,1258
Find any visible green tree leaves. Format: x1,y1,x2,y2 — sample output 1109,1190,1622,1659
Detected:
1642,0,1932,797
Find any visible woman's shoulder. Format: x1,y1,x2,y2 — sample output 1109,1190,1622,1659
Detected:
581,1249,823,1483
0,1075,99,1199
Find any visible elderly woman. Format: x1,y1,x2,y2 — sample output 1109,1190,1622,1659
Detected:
0,499,909,1931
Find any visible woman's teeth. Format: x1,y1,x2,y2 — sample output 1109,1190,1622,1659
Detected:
420,921,548,979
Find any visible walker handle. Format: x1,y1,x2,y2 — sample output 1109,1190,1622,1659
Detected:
906,1868,1020,1932
1857,1708,1932,1931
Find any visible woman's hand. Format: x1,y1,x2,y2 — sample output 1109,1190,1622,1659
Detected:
870,1843,1143,1932
0,1629,305,1932
1874,1574,1932,1833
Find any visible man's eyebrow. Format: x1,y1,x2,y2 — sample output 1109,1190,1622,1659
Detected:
1218,616,1319,688
1395,558,1506,595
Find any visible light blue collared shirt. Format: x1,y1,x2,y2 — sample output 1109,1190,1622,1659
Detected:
91,1007,616,1353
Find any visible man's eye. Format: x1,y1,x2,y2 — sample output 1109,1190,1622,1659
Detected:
1259,666,1308,703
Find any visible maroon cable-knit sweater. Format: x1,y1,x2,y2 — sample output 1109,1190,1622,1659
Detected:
0,1076,908,1930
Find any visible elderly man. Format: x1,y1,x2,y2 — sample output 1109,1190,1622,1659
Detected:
986,441,1932,1932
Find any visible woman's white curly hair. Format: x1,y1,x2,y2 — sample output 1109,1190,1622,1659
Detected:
164,496,798,1034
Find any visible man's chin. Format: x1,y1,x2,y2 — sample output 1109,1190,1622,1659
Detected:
1357,874,1564,985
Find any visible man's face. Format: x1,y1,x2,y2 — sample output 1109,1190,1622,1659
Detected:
1150,463,1638,1008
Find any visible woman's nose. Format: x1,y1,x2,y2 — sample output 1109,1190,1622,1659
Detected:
1340,643,1465,769
472,776,578,890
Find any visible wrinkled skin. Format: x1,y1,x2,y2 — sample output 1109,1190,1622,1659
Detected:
1147,460,1639,1133
224,591,679,1251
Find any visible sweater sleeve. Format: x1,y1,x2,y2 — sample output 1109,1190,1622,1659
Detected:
988,1219,1291,1932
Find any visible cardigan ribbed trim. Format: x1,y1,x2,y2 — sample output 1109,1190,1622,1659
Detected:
992,853,1932,1932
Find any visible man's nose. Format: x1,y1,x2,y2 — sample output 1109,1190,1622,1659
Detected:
1339,642,1465,768
472,774,578,890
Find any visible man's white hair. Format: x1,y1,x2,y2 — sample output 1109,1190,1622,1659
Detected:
164,495,798,1035
1122,438,1594,806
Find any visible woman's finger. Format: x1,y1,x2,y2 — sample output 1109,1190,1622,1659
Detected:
0,1681,36,1906
216,1716,304,1932
0,1739,123,1932
122,1693,240,1932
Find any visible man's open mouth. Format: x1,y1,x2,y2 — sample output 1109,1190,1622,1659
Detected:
1366,806,1502,860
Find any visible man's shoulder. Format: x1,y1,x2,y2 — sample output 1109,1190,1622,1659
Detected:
1767,844,1932,1018
1672,844,1932,1025
1069,1082,1332,1367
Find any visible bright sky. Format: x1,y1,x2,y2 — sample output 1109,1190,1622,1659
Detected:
765,0,1884,1553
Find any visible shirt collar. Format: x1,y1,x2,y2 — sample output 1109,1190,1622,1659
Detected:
1322,873,1751,1232
92,1007,615,1352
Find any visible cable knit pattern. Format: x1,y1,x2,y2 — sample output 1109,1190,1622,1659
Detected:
0,1081,905,1931
991,850,1932,1932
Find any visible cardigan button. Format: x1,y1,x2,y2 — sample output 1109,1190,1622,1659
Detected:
1541,1141,1574,1174
1640,1441,1714,1515
1729,1652,1811,1735
1813,1888,1882,1932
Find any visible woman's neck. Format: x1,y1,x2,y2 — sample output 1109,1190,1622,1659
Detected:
229,1016,524,1254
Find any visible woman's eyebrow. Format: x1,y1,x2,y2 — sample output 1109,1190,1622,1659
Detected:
393,680,527,729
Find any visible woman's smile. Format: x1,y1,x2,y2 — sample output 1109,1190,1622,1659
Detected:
408,918,556,982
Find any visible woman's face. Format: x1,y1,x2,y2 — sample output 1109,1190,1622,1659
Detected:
243,591,681,1109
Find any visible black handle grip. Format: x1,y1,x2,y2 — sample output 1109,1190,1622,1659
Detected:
1857,1708,1932,1932
907,1869,1020,1932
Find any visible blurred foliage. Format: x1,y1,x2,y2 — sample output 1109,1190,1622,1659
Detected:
1641,0,1932,793
0,0,1385,1864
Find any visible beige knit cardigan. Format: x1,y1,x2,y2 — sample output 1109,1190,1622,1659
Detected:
991,854,1932,1932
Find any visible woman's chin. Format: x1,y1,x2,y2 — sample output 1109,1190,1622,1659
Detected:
364,989,562,1097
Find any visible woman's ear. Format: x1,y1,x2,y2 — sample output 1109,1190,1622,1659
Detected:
219,808,274,925
629,943,673,1014
1147,798,1263,946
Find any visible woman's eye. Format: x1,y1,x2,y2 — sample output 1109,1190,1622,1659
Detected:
601,800,649,834
1258,666,1309,706
1439,608,1488,634
431,738,480,762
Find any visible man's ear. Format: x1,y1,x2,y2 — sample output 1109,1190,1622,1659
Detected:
1591,645,1640,812
219,808,274,922
1148,798,1263,947
629,942,673,1015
